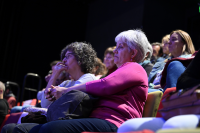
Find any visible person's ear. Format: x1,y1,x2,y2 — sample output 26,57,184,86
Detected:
131,49,138,59
0,89,3,94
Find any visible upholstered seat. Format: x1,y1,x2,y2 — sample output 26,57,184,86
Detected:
143,91,163,117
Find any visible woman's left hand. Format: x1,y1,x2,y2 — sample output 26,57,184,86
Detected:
46,85,67,101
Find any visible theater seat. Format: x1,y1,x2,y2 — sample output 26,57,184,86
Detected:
117,91,164,132
143,91,163,117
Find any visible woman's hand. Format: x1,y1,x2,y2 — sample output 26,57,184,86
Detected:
45,85,67,101
53,62,68,76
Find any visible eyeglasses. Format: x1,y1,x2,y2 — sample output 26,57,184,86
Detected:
63,53,74,60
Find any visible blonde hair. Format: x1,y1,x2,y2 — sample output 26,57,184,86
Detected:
162,34,170,44
170,30,195,54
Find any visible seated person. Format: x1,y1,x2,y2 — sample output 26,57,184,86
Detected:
11,61,71,113
92,57,107,79
150,42,163,64
10,42,97,113
2,29,150,133
161,30,195,91
139,40,153,77
0,81,9,126
103,46,118,76
160,34,171,60
4,83,16,110
45,60,70,85
148,34,171,92
37,60,71,107
117,49,200,133
41,42,98,108
148,30,195,92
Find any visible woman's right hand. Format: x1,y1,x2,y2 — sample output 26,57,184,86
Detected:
52,62,68,76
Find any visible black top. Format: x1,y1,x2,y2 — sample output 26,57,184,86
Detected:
141,62,154,77
0,99,9,125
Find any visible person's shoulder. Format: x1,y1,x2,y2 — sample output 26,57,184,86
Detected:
79,73,97,80
179,54,192,58
128,62,143,68
1,99,9,107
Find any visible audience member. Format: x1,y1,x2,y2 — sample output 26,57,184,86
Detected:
150,42,163,64
2,29,150,133
103,46,117,76
40,42,98,108
4,83,16,110
148,35,171,91
45,60,70,85
139,40,153,77
118,49,200,133
2,42,98,133
148,30,195,92
0,81,9,126
161,29,195,91
155,34,171,63
92,57,107,79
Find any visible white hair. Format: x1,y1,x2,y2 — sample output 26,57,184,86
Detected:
146,42,153,60
115,29,151,63
0,81,5,92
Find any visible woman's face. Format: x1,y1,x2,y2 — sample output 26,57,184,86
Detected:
104,53,115,70
169,33,184,57
113,40,133,67
162,40,169,55
62,51,80,74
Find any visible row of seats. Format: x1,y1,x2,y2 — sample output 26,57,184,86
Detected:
5,73,42,108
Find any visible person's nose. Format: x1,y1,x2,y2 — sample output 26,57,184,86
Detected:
62,58,67,63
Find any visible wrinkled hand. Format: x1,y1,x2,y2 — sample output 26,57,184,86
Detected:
45,85,67,101
53,62,68,75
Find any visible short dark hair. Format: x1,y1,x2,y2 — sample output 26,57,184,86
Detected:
151,42,163,57
61,42,97,73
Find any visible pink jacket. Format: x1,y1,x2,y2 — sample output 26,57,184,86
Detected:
86,62,148,127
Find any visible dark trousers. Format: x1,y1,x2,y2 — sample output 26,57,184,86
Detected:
1,118,118,133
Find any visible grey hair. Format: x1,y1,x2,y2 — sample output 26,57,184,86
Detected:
115,29,151,63
0,81,5,92
146,42,153,60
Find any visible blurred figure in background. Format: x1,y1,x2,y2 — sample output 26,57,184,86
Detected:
92,57,107,79
156,34,171,62
139,39,153,77
45,60,70,85
103,46,117,77
0,81,9,126
150,42,163,64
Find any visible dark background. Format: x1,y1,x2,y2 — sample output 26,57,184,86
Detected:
0,0,200,91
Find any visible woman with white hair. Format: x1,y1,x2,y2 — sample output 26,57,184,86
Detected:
4,30,150,133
